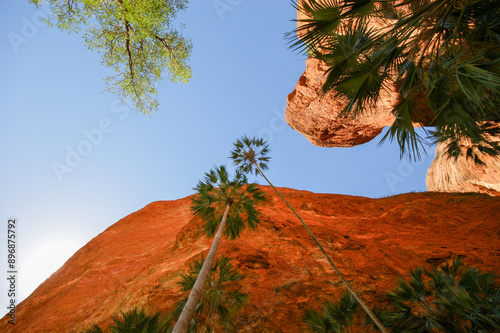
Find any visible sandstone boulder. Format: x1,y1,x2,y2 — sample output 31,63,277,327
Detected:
427,141,500,196
285,57,396,147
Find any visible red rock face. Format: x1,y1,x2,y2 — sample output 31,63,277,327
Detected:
1,187,499,332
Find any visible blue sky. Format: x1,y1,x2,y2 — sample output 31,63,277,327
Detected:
0,1,435,307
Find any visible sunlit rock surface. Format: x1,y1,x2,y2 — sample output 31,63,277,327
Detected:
1,187,498,332
285,57,397,147
427,141,500,196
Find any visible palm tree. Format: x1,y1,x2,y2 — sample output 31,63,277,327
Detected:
303,292,359,333
370,257,500,332
305,257,500,332
172,255,248,332
230,136,388,333
172,165,265,333
83,307,172,333
286,0,500,163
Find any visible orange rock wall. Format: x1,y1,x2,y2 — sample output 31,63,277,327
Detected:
1,187,499,332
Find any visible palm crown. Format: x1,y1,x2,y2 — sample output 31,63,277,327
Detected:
191,165,266,239
230,136,270,176
84,308,172,333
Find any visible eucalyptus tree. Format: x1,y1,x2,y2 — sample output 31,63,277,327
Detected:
173,255,248,332
230,136,388,333
172,165,265,333
287,0,500,163
30,0,192,114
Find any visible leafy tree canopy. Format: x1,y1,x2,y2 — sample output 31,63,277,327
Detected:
288,0,500,163
30,0,192,114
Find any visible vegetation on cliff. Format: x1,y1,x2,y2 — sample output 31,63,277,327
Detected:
288,0,500,163
304,258,500,332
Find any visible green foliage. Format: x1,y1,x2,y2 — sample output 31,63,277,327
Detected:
30,0,192,114
304,292,359,333
191,165,266,239
287,0,500,163
304,258,500,332
172,255,248,333
230,136,270,176
82,307,173,333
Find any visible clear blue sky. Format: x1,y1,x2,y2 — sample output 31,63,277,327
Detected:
0,1,435,307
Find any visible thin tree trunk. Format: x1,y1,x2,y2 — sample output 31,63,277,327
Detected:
172,204,231,333
254,164,388,333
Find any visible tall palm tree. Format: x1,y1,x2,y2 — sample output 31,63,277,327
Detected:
230,136,388,333
172,255,248,332
286,0,500,163
172,165,265,333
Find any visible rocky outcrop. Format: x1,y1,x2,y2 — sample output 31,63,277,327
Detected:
286,3,500,195
427,141,500,196
1,187,499,332
285,57,397,147
286,3,397,147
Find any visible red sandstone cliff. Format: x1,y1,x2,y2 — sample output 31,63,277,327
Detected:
1,187,499,332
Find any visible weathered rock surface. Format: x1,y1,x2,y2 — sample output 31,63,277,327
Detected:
1,187,499,332
427,141,500,196
285,57,397,147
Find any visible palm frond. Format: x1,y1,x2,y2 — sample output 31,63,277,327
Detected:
287,0,342,54
175,255,248,332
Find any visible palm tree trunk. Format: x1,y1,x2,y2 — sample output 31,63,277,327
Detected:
254,164,388,333
172,204,231,333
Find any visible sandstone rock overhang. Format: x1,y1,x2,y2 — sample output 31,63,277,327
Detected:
285,1,500,196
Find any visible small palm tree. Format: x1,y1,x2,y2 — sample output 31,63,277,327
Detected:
172,165,265,333
304,292,359,333
172,255,248,332
230,136,388,333
365,257,500,332
83,308,172,333
305,258,499,333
